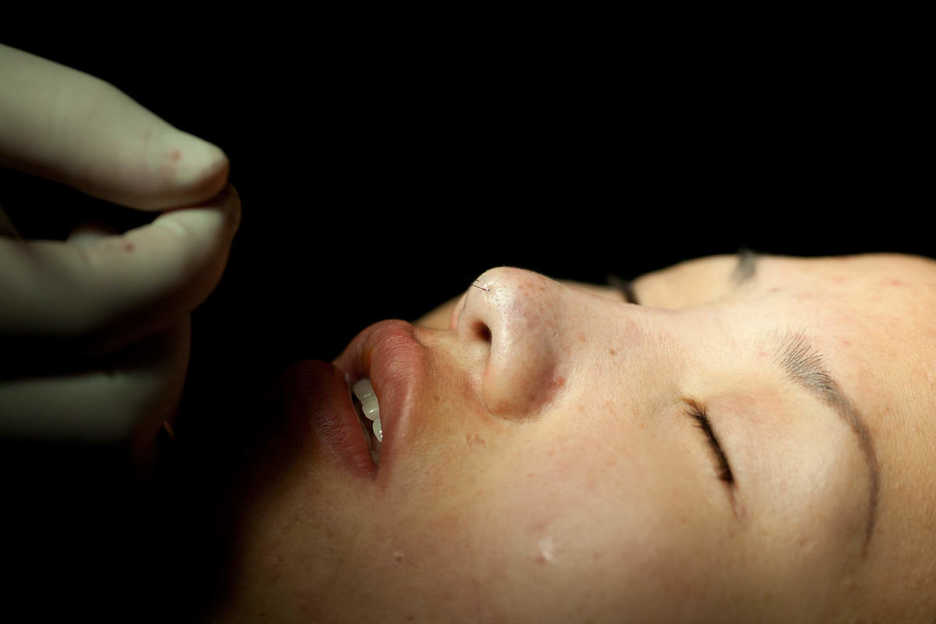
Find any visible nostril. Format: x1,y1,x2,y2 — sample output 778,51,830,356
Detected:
472,322,492,343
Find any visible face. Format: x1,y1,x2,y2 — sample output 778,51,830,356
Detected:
213,254,936,623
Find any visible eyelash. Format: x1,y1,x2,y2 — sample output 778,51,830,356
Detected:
612,280,734,486
686,400,735,486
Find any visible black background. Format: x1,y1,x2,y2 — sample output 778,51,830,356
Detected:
2,31,928,406
0,25,929,621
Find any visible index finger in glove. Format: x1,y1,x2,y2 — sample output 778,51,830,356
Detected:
0,43,228,211
0,184,241,360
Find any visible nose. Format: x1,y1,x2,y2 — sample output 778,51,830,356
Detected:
454,267,566,418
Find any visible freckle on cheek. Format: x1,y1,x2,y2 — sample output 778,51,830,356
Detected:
123,241,135,252
169,149,181,163
465,433,486,448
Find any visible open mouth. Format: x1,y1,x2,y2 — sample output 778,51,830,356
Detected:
351,378,382,465
333,318,428,476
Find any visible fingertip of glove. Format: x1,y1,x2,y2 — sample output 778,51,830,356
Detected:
168,131,230,201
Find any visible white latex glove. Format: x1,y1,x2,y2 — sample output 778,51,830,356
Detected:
0,43,241,469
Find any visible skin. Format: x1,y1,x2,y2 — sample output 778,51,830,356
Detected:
211,253,936,623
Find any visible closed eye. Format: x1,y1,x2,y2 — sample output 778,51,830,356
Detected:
686,399,735,486
609,277,735,487
607,275,640,305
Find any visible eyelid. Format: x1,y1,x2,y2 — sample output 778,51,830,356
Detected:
685,400,735,487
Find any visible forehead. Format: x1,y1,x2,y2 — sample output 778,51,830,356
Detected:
739,251,936,348
761,253,936,450
640,250,936,427
762,254,936,341
771,253,936,292
639,252,936,313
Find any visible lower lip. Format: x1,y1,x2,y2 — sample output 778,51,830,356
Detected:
279,359,377,478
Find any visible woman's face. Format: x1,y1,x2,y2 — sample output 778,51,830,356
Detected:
215,254,936,623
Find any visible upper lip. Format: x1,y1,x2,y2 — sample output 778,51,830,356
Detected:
333,319,427,479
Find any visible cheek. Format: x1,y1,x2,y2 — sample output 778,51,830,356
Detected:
357,400,748,621
455,430,732,618
368,354,743,618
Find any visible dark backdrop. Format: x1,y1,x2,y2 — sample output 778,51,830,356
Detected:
2,32,927,399
0,29,926,621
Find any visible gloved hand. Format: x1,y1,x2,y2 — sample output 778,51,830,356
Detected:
0,43,241,470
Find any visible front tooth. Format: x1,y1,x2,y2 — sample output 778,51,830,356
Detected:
360,395,379,422
353,379,382,442
353,379,376,402
372,416,382,442
353,381,380,423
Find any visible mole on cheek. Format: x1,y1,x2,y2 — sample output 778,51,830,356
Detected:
169,149,182,163
123,241,135,252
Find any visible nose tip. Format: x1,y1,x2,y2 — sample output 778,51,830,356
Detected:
455,267,566,418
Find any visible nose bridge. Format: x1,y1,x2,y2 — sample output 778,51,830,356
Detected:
456,267,565,418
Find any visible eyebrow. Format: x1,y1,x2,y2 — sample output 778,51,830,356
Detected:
736,252,880,553
732,248,758,285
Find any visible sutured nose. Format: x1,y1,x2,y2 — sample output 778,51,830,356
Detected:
455,267,567,419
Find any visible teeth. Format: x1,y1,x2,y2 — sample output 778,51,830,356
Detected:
372,415,382,442
352,378,383,445
352,379,379,422
353,379,379,422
